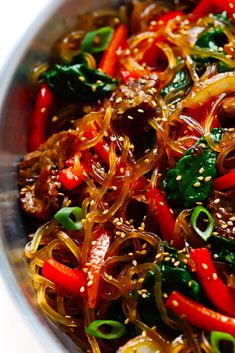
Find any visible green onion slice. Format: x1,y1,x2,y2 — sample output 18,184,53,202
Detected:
191,206,214,241
210,331,235,353
86,320,126,340
54,207,83,230
80,26,114,54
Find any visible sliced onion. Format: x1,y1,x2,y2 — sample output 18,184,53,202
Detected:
117,335,168,353
182,72,235,109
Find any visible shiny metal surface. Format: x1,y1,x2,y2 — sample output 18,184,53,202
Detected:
0,0,117,352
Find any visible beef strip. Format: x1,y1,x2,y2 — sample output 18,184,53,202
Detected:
111,74,159,136
207,188,235,239
19,130,79,221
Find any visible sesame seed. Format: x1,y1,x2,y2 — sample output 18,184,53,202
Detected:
116,221,122,226
221,224,228,229
229,2,234,8
121,232,126,238
132,260,137,266
137,109,144,113
124,318,130,325
163,293,168,298
196,202,203,205
142,330,147,338
202,263,208,270
198,176,204,181
142,293,147,298
150,20,157,26
91,241,96,245
108,275,113,281
102,209,109,215
174,261,180,267
127,115,134,120
176,175,182,181
79,76,85,81
164,257,171,262
227,221,233,226
112,185,118,191
194,182,201,187
120,167,124,174
91,85,96,92
172,300,179,307
204,176,212,182
142,243,147,249
81,136,86,141
199,167,204,174
155,253,162,259
87,280,93,287
80,286,85,293
214,253,219,259
40,107,46,113
159,201,164,206
151,100,157,107
116,97,122,103
214,198,220,204
144,158,150,163
212,273,218,280
229,216,235,221
216,213,222,219
52,116,58,122
188,281,192,287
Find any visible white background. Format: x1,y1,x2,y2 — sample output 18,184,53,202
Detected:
0,2,51,352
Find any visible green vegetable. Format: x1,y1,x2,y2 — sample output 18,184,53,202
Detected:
163,128,222,207
210,331,235,353
193,17,233,73
43,55,118,101
191,206,214,241
86,320,126,340
54,207,83,230
195,27,227,52
211,236,235,268
160,265,200,298
80,27,114,54
161,70,191,97
213,11,231,25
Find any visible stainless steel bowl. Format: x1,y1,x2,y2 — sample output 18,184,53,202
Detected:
0,1,117,351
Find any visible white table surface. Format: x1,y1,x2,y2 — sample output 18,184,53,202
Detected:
0,2,52,352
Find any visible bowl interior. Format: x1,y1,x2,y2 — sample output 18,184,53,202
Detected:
0,0,118,352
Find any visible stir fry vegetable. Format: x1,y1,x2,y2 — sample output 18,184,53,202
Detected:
19,1,235,353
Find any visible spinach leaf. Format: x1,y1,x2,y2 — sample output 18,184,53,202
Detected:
160,69,191,98
195,27,227,52
213,11,231,25
163,128,222,208
193,16,233,73
43,55,118,102
211,236,235,268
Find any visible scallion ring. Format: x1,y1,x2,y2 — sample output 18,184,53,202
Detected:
190,206,214,241
54,207,83,230
80,27,114,54
86,320,126,340
210,331,235,353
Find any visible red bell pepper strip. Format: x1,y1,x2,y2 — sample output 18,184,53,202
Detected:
147,186,177,246
193,0,235,22
166,291,235,336
83,128,110,166
99,24,128,77
58,165,86,190
87,228,111,309
42,258,87,296
27,83,54,152
190,248,235,316
192,0,218,18
150,10,184,31
213,170,235,191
